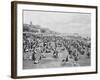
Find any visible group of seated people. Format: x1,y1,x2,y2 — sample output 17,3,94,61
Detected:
23,35,91,65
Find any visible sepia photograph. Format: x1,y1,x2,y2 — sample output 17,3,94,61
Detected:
23,10,91,69
11,1,97,78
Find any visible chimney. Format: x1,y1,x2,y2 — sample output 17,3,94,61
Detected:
30,21,32,25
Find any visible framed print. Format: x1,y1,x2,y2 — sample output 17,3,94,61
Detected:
11,1,98,78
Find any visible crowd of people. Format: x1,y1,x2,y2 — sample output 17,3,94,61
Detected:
23,33,91,65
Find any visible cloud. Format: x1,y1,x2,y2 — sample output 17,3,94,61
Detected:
23,10,91,36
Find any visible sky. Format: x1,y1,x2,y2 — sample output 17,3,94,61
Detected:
23,10,91,37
